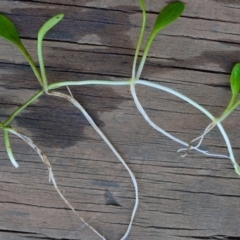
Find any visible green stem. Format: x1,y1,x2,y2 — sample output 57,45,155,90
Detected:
225,97,240,116
221,95,236,117
135,31,157,80
132,0,146,79
214,96,240,126
194,94,240,141
4,129,19,168
18,44,43,86
37,36,48,91
4,90,44,126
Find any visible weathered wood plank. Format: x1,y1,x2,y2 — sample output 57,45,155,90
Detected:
0,1,240,239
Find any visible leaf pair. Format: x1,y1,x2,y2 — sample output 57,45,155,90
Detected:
0,13,64,53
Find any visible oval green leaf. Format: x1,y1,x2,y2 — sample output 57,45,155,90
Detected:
230,63,240,98
0,14,22,47
153,1,185,33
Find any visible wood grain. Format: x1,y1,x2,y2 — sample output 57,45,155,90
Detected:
0,1,240,239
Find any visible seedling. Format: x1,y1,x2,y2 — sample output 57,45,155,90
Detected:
128,1,240,175
128,1,231,159
186,63,240,150
0,12,136,240
0,0,239,239
179,63,240,175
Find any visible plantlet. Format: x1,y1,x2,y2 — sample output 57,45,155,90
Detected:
128,1,229,158
0,12,136,240
128,1,234,160
179,63,240,175
1,0,239,239
127,1,240,176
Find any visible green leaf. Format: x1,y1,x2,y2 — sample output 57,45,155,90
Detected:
153,1,185,33
37,13,64,91
0,14,22,47
4,130,19,168
230,63,240,98
38,13,64,40
0,14,43,86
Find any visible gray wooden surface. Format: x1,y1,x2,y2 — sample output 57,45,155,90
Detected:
0,1,240,239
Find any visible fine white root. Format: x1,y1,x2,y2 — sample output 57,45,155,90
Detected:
180,122,216,157
47,89,138,240
130,82,229,159
7,127,106,240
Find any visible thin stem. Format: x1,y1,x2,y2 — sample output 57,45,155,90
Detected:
132,0,146,79
37,35,48,91
130,83,193,148
224,95,236,114
18,44,43,86
216,122,240,175
189,96,240,148
48,80,131,90
4,89,44,127
219,97,240,123
135,31,157,80
137,80,214,119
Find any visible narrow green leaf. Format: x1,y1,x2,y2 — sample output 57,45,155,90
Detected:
153,1,185,33
38,13,64,91
0,14,43,86
230,63,240,98
0,14,22,47
38,13,64,40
